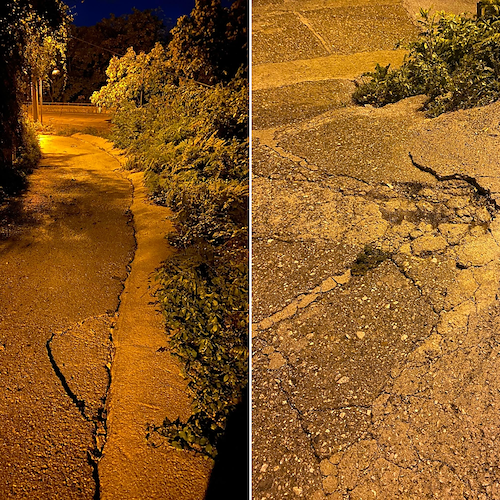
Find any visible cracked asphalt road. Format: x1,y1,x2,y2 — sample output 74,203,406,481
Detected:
0,132,210,499
251,0,500,498
0,134,134,498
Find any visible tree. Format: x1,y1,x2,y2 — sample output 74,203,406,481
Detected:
22,5,70,120
90,43,174,109
225,0,248,80
0,0,70,190
52,9,166,102
166,0,248,85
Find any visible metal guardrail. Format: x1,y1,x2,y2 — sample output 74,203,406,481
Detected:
24,102,113,114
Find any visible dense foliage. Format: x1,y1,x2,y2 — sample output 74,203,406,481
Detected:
0,0,69,198
149,242,247,457
52,8,166,102
166,0,247,85
0,117,41,201
353,9,500,116
93,0,248,457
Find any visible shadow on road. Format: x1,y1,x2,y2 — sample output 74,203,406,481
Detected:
0,190,37,242
42,152,91,166
204,387,249,500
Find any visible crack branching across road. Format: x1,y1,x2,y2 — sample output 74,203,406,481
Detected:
252,0,500,498
45,314,119,500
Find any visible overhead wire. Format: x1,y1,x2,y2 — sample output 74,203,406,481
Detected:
69,34,125,56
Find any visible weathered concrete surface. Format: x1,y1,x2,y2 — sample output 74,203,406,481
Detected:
78,135,212,500
404,0,477,18
252,0,500,498
253,50,409,91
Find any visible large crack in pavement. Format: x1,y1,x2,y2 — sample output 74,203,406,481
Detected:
46,319,108,500
46,331,89,419
253,109,500,498
409,152,498,208
46,315,118,500
78,135,214,499
43,137,138,500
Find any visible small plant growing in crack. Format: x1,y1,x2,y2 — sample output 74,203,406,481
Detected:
351,244,391,276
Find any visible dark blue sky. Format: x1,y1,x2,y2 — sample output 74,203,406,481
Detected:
67,0,233,27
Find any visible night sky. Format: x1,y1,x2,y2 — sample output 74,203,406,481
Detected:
67,0,234,27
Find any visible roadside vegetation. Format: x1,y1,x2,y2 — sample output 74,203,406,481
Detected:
353,9,500,116
0,0,70,200
0,116,41,201
92,0,248,458
51,8,166,103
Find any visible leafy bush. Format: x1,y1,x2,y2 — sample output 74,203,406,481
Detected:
137,78,247,456
147,241,248,457
353,10,500,115
15,116,41,171
92,0,248,457
0,116,41,200
101,75,249,247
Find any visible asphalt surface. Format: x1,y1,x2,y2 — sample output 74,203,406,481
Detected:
0,130,211,499
0,134,134,498
251,0,500,499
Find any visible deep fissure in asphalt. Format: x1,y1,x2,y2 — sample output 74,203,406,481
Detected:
42,152,139,499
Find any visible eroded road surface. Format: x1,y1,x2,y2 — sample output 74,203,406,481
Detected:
252,1,500,499
0,134,211,499
0,135,134,498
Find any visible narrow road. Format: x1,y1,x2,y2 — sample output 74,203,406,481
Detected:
0,134,135,498
0,132,211,498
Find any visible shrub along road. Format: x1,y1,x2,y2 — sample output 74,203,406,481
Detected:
0,132,210,498
252,0,500,498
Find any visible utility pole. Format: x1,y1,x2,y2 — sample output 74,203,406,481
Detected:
31,77,43,124
31,80,38,122
39,78,43,125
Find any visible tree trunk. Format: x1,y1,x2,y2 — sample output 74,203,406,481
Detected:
31,81,39,122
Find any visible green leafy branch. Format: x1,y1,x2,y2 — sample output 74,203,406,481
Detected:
147,244,248,457
353,10,500,115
